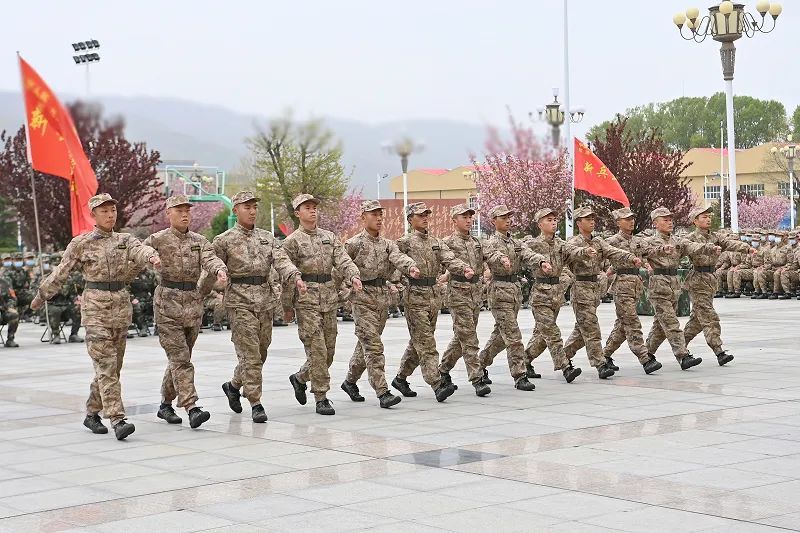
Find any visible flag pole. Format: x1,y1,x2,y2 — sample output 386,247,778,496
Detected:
563,0,574,238
18,51,53,339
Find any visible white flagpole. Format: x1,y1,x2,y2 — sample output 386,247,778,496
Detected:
563,0,574,237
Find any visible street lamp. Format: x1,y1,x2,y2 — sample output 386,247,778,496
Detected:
376,172,389,199
771,133,796,227
383,137,424,233
673,1,782,232
71,39,100,96
531,87,585,148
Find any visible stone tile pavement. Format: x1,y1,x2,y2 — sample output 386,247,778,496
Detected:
0,299,799,532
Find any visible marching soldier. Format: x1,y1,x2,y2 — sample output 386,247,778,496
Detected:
479,204,550,390
682,206,754,364
213,191,304,423
284,194,361,416
144,195,228,429
438,204,491,397
561,206,640,379
392,202,472,401
31,193,160,440
644,207,718,370
341,200,419,408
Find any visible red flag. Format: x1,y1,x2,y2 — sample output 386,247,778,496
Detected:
573,138,629,207
278,223,290,236
19,55,98,236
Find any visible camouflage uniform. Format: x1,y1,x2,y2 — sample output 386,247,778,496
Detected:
129,269,157,336
35,256,84,343
562,207,637,370
751,233,771,297
144,199,227,410
770,235,797,297
439,205,486,386
35,194,157,427
479,205,546,382
211,194,300,407
714,251,731,295
725,248,748,296
395,202,470,393
0,276,19,347
344,204,416,398
205,281,227,327
682,207,752,358
756,232,777,295
282,194,360,404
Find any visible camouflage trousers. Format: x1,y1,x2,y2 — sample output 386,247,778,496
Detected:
602,279,650,364
728,268,752,293
85,325,127,423
646,276,690,361
397,293,443,391
1,307,19,336
526,299,566,370
715,269,728,293
563,282,606,368
296,308,338,401
774,268,798,294
755,268,774,293
439,303,482,384
229,307,274,404
480,298,527,380
683,273,723,355
211,300,226,325
47,304,80,337
132,299,153,330
158,317,200,409
347,302,390,396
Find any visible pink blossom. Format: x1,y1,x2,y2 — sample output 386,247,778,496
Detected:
738,196,789,229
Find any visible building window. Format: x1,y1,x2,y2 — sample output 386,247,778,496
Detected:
703,185,721,200
778,182,791,197
468,196,480,237
739,183,765,197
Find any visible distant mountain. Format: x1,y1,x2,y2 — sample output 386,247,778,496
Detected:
0,92,492,198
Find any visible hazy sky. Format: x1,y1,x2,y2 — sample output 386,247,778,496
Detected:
4,0,798,139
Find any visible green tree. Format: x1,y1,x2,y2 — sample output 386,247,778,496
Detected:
0,195,16,248
588,93,788,150
792,105,800,135
247,112,349,228
205,207,230,240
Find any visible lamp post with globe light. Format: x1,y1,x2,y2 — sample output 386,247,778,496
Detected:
382,137,424,234
672,0,782,232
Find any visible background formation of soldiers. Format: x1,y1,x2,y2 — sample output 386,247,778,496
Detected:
17,189,800,441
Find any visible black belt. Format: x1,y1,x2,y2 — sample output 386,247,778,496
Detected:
85,281,126,291
409,277,437,287
575,275,598,282
653,268,678,276
694,266,714,273
535,276,560,285
616,268,641,276
451,274,478,283
301,273,332,283
493,275,518,283
161,279,198,291
231,276,267,285
361,278,386,287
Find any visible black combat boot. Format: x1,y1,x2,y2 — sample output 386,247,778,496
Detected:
157,403,182,424
481,368,492,385
113,419,136,440
83,413,108,434
289,373,308,405
189,407,211,428
514,376,536,391
473,380,491,397
605,357,620,372
316,398,335,415
222,381,243,413
769,292,781,300
251,404,268,423
779,292,792,300
137,326,149,337
212,323,222,331
391,377,417,397
526,362,541,379
68,334,84,342
716,351,734,366
4,335,18,348
341,380,365,402
379,391,401,408
642,356,662,375
434,382,455,402
750,290,762,299
597,363,615,379
679,354,703,370
562,361,582,383
714,292,724,298
439,372,458,391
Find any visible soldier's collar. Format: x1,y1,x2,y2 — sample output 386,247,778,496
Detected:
362,229,381,242
454,230,471,240
301,226,318,235
169,227,190,238
657,231,672,239
413,229,428,238
235,222,254,235
92,226,113,238
495,230,511,240
617,230,633,240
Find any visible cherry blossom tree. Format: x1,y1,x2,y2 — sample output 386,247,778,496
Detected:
319,189,363,238
738,195,789,229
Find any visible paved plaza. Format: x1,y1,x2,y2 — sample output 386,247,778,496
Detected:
0,299,799,532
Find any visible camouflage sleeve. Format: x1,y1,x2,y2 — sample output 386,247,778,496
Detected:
127,236,157,269
387,240,416,275
196,270,214,297
719,234,751,254
38,238,81,301
678,238,718,258
437,240,469,276
332,235,360,281
200,237,226,275
272,241,301,283
344,238,358,259
520,245,547,270
599,239,636,264
715,253,731,271
212,234,228,264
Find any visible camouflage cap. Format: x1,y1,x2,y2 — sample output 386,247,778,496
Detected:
406,202,432,216
360,199,384,213
166,194,193,209
231,190,260,207
292,193,320,210
689,205,713,220
87,193,118,211
534,207,556,222
573,205,595,220
450,203,475,217
612,207,635,220
1,253,10,260
650,206,673,221
488,204,513,218
24,251,35,258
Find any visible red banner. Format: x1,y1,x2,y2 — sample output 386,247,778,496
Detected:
574,138,629,207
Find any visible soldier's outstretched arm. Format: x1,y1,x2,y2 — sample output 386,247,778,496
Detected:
200,237,227,276
35,239,82,303
677,238,718,258
331,235,360,282
719,234,752,254
599,239,637,265
128,236,158,269
272,240,301,283
438,241,470,276
387,240,416,275
520,245,548,271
